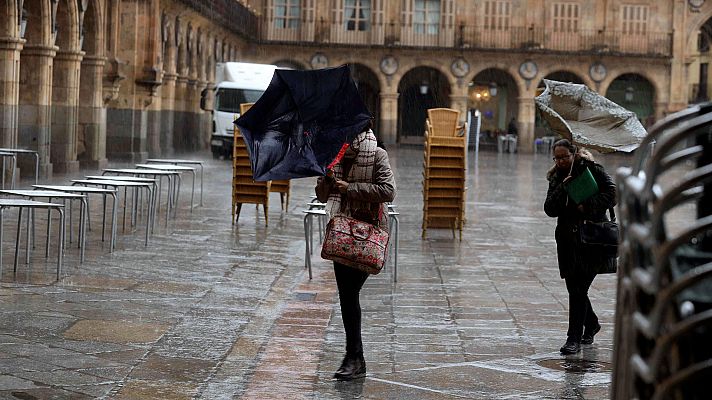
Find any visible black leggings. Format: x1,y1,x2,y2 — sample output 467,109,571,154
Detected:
334,262,369,356
565,272,599,341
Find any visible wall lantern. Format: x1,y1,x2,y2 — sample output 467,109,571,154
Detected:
488,82,498,97
419,81,429,95
625,86,634,102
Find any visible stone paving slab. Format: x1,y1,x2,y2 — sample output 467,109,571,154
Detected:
0,148,679,399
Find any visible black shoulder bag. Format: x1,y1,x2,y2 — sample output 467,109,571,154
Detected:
579,208,619,258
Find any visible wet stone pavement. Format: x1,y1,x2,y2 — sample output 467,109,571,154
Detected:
0,147,642,399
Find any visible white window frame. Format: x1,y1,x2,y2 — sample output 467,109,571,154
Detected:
344,0,371,32
553,3,579,33
273,0,301,29
622,4,648,35
484,1,511,31
413,0,440,35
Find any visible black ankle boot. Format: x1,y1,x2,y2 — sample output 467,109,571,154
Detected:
333,353,366,381
560,339,581,355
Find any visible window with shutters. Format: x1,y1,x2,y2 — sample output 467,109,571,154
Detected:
414,0,440,35
484,1,511,31
553,3,579,33
345,0,371,31
622,4,648,35
273,0,300,29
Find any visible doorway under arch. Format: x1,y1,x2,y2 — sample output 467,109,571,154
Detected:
397,66,450,143
606,73,655,127
469,68,519,139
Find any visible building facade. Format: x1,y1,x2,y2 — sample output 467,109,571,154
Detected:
0,0,711,178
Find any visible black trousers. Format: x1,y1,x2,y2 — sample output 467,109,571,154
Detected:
564,272,599,341
334,262,369,356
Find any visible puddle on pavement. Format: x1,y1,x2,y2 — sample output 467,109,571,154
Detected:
294,292,317,301
537,358,612,374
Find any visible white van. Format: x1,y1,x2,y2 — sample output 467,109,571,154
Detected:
210,62,280,159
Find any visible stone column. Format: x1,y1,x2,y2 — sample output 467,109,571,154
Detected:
78,55,108,169
449,94,469,124
196,79,209,150
379,92,398,144
51,50,84,173
160,72,176,156
0,37,23,150
516,96,536,153
18,44,57,178
173,75,189,151
146,92,162,158
187,78,200,151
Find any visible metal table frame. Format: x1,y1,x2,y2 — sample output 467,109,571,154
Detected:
0,199,65,281
71,179,154,247
102,168,177,225
0,190,87,263
146,159,204,206
136,164,196,213
34,185,119,252
0,148,39,185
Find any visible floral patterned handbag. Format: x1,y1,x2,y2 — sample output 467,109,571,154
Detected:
321,210,390,275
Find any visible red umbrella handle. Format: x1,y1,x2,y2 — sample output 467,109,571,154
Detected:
327,143,350,171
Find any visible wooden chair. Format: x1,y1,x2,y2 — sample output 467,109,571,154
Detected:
232,103,271,226
425,108,466,146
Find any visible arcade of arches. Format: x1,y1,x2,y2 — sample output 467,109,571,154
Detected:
1,1,712,179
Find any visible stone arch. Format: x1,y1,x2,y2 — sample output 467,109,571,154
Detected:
605,73,657,127
0,0,20,153
24,0,53,46
598,69,663,103
80,0,103,56
272,59,306,70
393,60,454,93
397,65,451,142
469,67,520,136
18,0,54,176
55,0,80,51
0,0,18,37
187,23,198,80
685,5,712,51
77,0,107,168
349,63,381,136
50,0,83,173
536,70,586,88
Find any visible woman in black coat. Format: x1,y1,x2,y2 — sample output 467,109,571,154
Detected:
544,139,617,355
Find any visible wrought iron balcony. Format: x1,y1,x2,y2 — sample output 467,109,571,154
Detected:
178,0,258,40
259,19,672,58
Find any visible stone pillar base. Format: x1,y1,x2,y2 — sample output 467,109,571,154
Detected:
110,151,149,164
81,158,109,171
52,160,80,174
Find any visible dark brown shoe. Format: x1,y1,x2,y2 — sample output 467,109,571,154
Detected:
333,354,366,381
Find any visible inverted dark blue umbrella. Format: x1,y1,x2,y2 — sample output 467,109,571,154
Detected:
234,65,372,181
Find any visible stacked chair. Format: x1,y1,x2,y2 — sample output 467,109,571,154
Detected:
232,103,271,225
612,103,712,400
421,108,467,240
270,179,291,211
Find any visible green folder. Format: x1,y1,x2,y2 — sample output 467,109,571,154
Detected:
565,167,599,204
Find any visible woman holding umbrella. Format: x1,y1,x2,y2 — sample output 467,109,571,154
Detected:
315,123,396,380
544,139,617,355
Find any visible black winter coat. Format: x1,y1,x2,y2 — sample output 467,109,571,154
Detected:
544,154,617,279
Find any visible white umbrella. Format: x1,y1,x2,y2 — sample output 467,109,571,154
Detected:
535,79,648,153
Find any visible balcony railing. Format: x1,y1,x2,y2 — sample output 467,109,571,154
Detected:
178,0,259,40
259,19,673,57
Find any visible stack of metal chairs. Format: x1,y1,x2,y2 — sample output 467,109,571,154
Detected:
613,103,712,399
